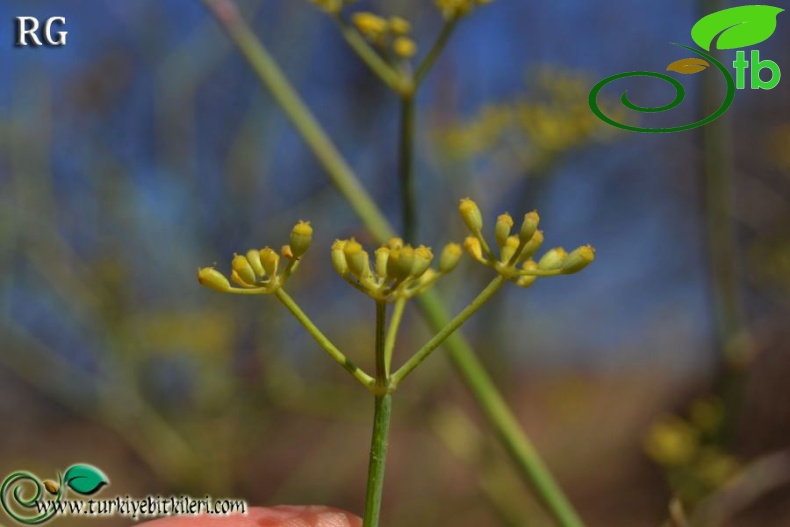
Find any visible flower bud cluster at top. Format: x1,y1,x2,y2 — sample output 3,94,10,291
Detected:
197,221,313,295
459,198,595,287
351,12,417,59
435,0,493,19
331,236,462,302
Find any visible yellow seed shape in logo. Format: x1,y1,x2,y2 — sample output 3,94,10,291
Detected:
666,57,711,74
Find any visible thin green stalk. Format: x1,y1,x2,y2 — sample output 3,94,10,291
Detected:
393,276,505,386
416,290,585,527
275,288,376,390
699,0,751,446
363,301,393,527
202,0,393,242
384,298,406,375
333,15,405,92
399,95,417,242
204,4,586,525
415,16,460,86
375,301,388,386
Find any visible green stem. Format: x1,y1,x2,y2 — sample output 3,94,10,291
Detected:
333,15,405,92
415,16,460,86
399,94,417,242
363,301,393,527
375,301,388,383
415,290,585,527
384,298,406,375
274,288,376,390
363,394,392,527
392,276,505,387
202,0,393,242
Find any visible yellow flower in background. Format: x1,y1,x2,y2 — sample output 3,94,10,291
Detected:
393,37,417,59
352,12,389,41
644,415,699,466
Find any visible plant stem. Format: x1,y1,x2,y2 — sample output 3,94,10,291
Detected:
393,276,504,386
699,0,752,445
363,301,393,527
275,288,376,390
399,94,417,243
415,289,585,527
384,298,406,375
415,16,460,86
202,0,393,242
333,15,405,92
375,301,388,383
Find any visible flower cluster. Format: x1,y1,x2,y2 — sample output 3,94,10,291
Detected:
435,0,493,19
331,237,462,302
458,198,594,287
351,12,417,59
197,221,313,295
309,0,358,15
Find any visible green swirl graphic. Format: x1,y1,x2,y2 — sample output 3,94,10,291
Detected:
588,44,735,133
1,472,62,525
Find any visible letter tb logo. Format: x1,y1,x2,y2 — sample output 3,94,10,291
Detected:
15,16,68,47
733,50,781,90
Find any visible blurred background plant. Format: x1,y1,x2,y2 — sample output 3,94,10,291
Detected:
0,0,789,526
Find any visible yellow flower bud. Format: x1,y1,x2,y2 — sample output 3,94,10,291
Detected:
459,198,483,233
375,247,390,279
246,249,265,277
439,243,462,273
516,260,538,287
290,220,313,258
281,245,294,260
495,212,514,248
463,236,484,262
561,245,595,274
232,254,257,285
520,211,540,243
393,37,417,58
500,235,520,263
521,230,544,260
198,267,231,292
310,0,343,14
344,238,371,279
259,247,279,277
331,239,348,275
389,16,412,35
388,245,415,281
352,12,388,40
537,247,567,271
386,237,404,250
412,246,434,278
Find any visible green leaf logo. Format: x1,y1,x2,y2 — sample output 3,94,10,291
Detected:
63,465,109,496
691,5,784,51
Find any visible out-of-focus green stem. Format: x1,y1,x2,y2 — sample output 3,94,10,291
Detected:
203,4,586,525
415,16,460,86
392,276,505,386
700,0,752,444
275,288,376,390
399,94,417,242
415,290,585,527
202,0,392,242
